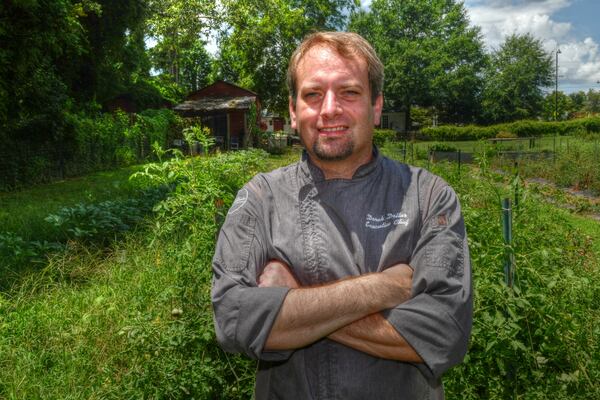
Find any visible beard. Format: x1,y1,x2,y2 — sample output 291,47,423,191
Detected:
312,136,355,161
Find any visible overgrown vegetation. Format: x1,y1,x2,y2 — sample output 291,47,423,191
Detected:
425,160,600,399
493,137,600,196
0,108,181,190
1,148,598,399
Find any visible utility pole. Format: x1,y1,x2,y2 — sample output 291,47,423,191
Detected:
555,48,561,121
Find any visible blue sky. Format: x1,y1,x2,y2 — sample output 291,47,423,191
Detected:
362,0,600,93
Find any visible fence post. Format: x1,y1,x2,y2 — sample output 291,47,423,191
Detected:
457,149,462,176
502,198,515,288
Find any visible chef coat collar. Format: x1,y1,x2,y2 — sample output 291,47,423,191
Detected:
300,146,382,182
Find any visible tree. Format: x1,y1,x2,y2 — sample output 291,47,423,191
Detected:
149,38,213,93
542,91,572,121
585,89,600,113
569,91,587,114
481,33,553,123
0,0,93,137
350,0,487,126
145,0,217,89
48,0,152,105
214,0,357,114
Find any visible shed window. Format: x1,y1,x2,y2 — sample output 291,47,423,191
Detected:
382,115,389,129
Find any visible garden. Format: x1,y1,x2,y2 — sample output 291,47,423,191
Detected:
0,135,598,399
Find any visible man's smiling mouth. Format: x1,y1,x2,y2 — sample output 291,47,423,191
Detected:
319,126,348,133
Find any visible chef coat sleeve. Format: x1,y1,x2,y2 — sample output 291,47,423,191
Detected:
211,181,293,361
384,178,472,379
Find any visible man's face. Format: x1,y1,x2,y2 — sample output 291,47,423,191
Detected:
289,45,383,166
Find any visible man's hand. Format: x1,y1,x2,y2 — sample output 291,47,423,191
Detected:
258,260,300,288
381,263,414,303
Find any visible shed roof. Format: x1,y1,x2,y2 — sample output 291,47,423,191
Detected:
173,95,256,112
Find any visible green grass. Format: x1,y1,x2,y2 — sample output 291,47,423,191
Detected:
565,213,600,256
0,165,143,241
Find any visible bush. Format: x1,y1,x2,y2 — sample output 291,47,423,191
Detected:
373,129,397,147
422,117,600,141
496,131,518,139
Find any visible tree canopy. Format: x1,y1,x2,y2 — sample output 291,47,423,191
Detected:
481,33,553,123
0,0,579,148
350,0,487,125
213,0,357,114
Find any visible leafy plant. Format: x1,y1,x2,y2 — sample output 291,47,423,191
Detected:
44,186,169,243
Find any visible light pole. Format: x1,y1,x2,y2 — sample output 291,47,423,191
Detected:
555,48,561,121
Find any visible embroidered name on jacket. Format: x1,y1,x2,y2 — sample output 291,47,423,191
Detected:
365,212,409,229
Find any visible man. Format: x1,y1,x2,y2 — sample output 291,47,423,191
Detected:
212,31,472,399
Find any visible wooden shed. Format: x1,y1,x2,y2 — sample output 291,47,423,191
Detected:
174,81,260,150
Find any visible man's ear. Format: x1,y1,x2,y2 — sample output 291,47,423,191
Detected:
373,93,383,126
289,96,297,130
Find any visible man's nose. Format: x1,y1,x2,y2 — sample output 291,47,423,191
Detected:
320,90,342,119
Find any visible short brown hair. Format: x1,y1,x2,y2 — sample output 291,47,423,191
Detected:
287,31,384,105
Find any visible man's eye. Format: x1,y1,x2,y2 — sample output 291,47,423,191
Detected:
305,92,320,99
344,90,360,96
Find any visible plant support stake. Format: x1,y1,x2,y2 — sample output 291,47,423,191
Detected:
502,198,515,288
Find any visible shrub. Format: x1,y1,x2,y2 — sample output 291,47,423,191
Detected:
496,131,518,139
373,129,397,147
423,117,600,141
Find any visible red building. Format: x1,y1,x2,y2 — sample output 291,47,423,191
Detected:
174,81,260,150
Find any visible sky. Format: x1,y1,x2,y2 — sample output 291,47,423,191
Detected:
362,0,600,94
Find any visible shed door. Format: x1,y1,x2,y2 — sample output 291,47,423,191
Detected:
214,114,227,137
202,114,228,148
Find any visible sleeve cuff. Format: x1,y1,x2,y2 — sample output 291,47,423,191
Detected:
236,286,294,361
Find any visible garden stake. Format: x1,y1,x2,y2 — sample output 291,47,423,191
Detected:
502,198,515,288
403,139,407,162
514,162,519,211
457,150,462,176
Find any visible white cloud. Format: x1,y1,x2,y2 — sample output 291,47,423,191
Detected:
465,0,600,92
466,0,571,50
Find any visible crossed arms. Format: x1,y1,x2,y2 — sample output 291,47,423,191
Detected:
258,259,423,363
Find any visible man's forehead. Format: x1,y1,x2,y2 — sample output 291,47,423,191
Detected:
296,45,368,83
299,44,363,66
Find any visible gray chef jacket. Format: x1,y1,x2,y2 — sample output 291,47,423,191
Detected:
211,148,472,400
